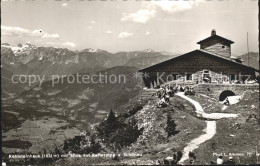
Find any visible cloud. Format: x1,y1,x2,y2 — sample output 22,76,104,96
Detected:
150,0,202,13
62,42,76,47
121,8,156,24
1,26,60,39
61,3,68,7
105,30,113,34
170,33,175,36
2,25,75,48
145,31,150,36
118,32,133,38
41,33,60,39
46,41,76,48
121,0,203,23
2,26,32,37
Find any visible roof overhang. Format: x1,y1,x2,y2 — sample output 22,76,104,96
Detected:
139,49,258,73
197,35,234,45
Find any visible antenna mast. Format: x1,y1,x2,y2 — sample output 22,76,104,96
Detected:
247,32,249,66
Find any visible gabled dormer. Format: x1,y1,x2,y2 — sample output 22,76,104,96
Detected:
197,30,234,58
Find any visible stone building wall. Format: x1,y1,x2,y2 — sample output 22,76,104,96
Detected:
200,39,231,58
204,43,231,58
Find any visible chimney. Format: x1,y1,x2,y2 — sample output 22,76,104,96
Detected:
211,29,216,36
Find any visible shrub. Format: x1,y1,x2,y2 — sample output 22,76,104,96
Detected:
96,111,143,150
109,118,143,149
63,134,101,154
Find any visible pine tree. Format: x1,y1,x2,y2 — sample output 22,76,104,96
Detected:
100,109,120,139
63,140,68,151
106,109,117,125
166,113,177,138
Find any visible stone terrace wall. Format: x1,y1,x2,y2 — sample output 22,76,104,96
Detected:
193,83,259,100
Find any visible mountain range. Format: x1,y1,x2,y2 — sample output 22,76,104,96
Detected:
1,43,177,70
1,43,178,129
239,52,259,70
1,43,179,93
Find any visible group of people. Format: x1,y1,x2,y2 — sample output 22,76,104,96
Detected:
157,84,174,108
183,86,195,96
171,84,195,95
156,84,196,107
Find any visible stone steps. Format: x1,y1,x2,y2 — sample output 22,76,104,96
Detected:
140,90,158,99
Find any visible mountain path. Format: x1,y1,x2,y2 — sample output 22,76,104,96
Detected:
176,92,238,120
175,92,238,164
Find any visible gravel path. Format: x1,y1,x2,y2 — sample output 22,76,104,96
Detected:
178,120,216,164
176,92,238,164
176,92,238,120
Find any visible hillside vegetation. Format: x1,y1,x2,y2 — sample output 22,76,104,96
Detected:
193,90,260,164
54,95,206,165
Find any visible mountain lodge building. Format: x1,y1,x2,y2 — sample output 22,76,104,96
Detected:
139,30,258,88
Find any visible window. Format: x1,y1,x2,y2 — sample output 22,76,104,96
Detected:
222,46,225,49
229,74,236,81
186,74,192,81
172,74,178,80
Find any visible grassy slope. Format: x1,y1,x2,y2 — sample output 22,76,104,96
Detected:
193,90,260,164
55,95,207,165
189,94,223,113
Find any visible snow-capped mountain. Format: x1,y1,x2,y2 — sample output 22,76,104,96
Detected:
2,43,37,56
1,43,38,64
1,43,178,82
82,48,103,53
142,48,155,53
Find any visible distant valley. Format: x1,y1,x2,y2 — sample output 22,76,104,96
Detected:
1,43,177,141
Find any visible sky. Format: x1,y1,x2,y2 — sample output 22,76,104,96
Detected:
1,0,259,55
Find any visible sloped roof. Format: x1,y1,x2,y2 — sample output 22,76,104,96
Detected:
197,34,234,44
139,49,258,72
